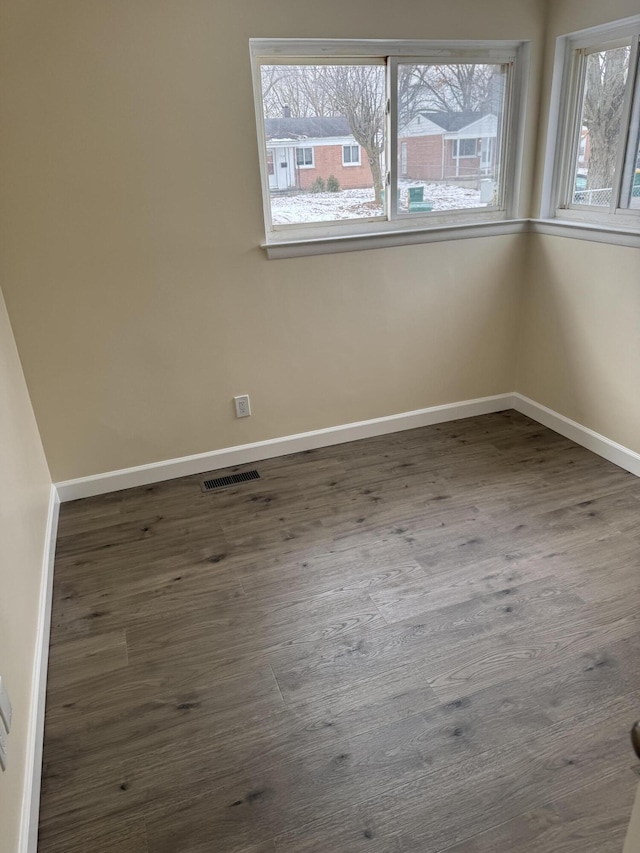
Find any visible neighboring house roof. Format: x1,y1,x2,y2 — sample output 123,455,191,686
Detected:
399,113,447,137
444,113,498,139
264,116,351,141
420,111,487,132
400,111,497,139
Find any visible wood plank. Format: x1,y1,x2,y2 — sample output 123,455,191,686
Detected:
38,813,148,853
45,631,128,691
268,580,591,705
437,771,634,853
43,660,284,745
273,692,640,853
126,586,386,667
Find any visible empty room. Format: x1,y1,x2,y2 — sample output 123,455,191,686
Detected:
1,0,640,851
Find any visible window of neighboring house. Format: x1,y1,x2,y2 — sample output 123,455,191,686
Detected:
400,141,408,176
296,147,314,168
250,39,527,254
578,134,587,163
545,17,640,225
453,139,478,157
343,144,361,165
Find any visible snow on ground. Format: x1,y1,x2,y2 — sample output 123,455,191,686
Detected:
270,180,486,224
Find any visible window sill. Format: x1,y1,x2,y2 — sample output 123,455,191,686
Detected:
262,218,529,259
530,218,640,250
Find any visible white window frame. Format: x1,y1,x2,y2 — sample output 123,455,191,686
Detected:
250,39,530,258
342,144,361,166
296,147,315,169
541,15,640,232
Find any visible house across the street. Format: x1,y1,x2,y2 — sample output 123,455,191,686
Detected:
398,111,498,182
264,110,499,194
264,115,373,191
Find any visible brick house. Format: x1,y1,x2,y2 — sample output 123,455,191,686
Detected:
264,116,373,191
399,111,499,182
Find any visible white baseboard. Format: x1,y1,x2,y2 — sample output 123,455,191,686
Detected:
55,393,516,501
54,391,640,503
513,393,640,478
19,484,60,853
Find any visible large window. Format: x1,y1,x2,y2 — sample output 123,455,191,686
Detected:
250,40,526,253
547,18,640,226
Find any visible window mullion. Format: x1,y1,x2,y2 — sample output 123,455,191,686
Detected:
388,57,398,221
610,38,638,213
558,49,587,210
619,35,640,209
496,61,514,212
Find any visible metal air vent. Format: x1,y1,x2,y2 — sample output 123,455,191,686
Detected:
201,470,261,492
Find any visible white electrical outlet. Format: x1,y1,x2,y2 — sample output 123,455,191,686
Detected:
0,727,6,771
0,676,11,733
234,395,251,418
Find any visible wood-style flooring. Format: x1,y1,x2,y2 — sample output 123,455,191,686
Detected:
38,411,640,852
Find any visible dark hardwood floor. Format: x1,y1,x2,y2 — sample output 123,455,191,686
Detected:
38,410,640,852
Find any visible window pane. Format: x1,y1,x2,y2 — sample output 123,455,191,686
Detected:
295,147,313,167
343,145,361,165
260,64,386,225
397,63,507,214
571,46,630,207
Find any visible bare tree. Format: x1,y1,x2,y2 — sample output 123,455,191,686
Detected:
323,65,386,202
399,63,502,125
261,64,386,202
262,66,310,118
398,64,431,127
261,66,340,118
582,46,630,191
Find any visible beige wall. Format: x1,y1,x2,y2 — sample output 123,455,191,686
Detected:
519,235,640,452
520,0,640,456
0,286,52,852
0,0,545,482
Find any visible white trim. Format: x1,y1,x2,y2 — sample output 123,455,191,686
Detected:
264,218,528,259
270,137,355,149
530,217,640,248
55,394,515,501
251,38,521,60
513,394,640,478
55,392,640,501
562,15,640,52
19,484,59,853
540,33,569,218
263,217,640,260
